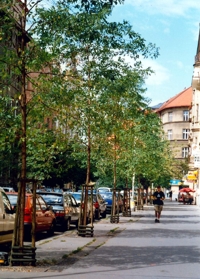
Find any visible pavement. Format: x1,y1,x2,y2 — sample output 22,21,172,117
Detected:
1,199,200,279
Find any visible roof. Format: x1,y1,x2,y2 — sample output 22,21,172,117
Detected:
194,25,200,65
156,87,192,113
151,102,164,110
196,26,200,56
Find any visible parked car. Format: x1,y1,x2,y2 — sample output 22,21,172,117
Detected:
88,192,100,220
178,193,194,204
71,192,95,223
70,192,82,205
0,188,15,244
92,191,107,219
101,192,123,213
97,187,111,193
7,192,56,236
1,186,15,193
37,191,79,231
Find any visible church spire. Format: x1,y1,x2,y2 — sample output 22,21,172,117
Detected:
195,24,200,65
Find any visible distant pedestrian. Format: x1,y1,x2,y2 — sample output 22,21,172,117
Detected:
169,190,172,201
153,186,165,223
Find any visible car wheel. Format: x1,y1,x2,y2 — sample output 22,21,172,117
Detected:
62,218,70,231
87,215,93,224
47,222,55,236
86,211,94,224
24,227,32,241
95,209,100,220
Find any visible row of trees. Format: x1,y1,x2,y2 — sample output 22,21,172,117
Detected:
0,0,174,187
0,0,175,249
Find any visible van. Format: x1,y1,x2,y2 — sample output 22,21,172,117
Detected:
0,187,15,244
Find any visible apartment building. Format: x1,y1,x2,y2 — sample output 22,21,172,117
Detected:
156,87,192,200
0,2,35,186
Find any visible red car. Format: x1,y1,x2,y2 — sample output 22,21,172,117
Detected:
7,192,56,236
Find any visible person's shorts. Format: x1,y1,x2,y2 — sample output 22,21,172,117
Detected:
154,205,163,213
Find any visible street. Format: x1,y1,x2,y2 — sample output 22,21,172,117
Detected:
1,200,200,279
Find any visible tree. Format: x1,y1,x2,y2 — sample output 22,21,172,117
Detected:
0,0,73,257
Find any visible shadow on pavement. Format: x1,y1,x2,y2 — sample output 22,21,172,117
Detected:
74,245,200,269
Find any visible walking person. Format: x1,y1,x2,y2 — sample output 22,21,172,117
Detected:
153,186,165,223
169,190,172,201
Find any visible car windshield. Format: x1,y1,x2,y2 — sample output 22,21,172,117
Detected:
71,193,82,200
101,192,112,199
7,194,18,205
40,194,63,205
53,188,63,193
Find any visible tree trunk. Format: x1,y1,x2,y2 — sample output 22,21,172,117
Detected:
12,0,27,248
32,181,37,248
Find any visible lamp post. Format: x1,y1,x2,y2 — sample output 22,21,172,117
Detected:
130,172,135,211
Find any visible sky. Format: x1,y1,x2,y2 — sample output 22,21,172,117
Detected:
110,0,200,106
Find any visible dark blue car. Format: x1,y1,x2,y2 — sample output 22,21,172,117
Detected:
101,192,123,213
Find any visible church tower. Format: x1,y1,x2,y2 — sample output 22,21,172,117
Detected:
189,26,200,204
190,27,200,159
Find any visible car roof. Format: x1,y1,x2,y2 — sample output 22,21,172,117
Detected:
37,191,73,197
6,192,43,198
71,192,81,194
37,191,62,195
6,192,18,195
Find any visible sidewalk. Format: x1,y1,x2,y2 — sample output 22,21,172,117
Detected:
35,213,141,267
1,200,200,278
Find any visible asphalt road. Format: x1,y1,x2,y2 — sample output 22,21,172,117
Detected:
1,200,200,279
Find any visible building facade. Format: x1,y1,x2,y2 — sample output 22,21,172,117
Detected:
156,87,192,200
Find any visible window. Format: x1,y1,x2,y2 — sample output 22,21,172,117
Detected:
167,130,173,140
182,147,188,158
196,104,199,122
183,129,190,139
168,112,173,122
37,196,47,210
183,110,189,121
35,197,41,211
71,196,77,206
1,192,12,213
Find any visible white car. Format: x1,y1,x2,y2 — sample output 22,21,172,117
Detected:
97,187,111,193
